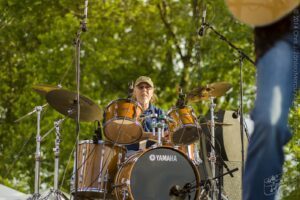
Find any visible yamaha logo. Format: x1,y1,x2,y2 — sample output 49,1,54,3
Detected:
149,154,156,161
149,154,178,162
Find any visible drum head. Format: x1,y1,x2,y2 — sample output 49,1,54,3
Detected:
172,126,201,145
129,147,199,200
104,120,143,144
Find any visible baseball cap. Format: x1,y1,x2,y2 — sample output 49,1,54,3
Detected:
134,76,154,87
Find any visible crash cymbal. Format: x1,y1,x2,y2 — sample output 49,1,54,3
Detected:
187,82,232,102
33,84,62,96
200,120,233,126
46,89,102,122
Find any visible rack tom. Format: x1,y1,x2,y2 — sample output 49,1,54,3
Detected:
104,99,143,144
167,106,202,145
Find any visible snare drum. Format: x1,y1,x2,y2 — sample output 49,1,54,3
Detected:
114,146,200,200
104,99,143,144
71,140,126,198
168,106,202,145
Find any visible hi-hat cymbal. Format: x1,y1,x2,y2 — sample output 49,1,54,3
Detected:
46,89,102,122
187,82,232,102
33,84,62,96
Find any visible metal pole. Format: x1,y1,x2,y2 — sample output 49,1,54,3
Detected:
34,106,43,197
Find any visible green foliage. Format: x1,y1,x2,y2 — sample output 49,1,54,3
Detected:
0,0,298,198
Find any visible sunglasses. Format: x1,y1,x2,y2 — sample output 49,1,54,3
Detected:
136,85,153,90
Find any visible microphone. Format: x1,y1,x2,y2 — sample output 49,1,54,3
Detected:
198,4,207,36
169,183,192,199
94,120,102,143
82,0,88,32
127,81,134,98
176,88,186,108
169,185,184,199
232,109,240,119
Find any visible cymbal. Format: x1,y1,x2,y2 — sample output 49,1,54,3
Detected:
187,82,232,102
32,84,61,96
46,89,102,122
200,120,233,126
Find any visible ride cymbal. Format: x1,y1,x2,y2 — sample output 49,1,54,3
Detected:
187,82,232,102
46,89,102,122
32,84,62,96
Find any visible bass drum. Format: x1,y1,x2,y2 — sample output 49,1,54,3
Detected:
114,147,200,200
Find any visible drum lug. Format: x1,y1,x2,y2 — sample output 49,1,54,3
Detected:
121,188,129,200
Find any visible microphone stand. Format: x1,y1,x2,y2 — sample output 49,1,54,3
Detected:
200,22,255,187
173,167,238,200
73,1,88,199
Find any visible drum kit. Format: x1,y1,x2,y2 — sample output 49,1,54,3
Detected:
18,81,244,200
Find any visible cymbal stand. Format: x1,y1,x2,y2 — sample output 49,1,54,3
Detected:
208,96,218,200
22,104,47,200
40,118,69,200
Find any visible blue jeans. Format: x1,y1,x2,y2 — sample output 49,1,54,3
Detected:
243,33,299,200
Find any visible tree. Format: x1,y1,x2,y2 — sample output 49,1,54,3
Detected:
0,0,298,198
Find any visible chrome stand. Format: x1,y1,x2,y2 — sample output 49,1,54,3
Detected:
152,115,167,147
40,119,69,200
208,97,218,200
23,105,47,200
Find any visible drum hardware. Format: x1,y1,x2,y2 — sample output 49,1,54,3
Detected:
208,97,218,200
170,167,238,200
112,183,127,188
152,113,171,146
37,122,68,198
170,181,200,200
45,89,102,122
202,110,249,162
14,105,47,200
72,0,90,196
39,118,69,200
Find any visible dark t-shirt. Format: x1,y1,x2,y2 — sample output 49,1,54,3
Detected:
254,7,300,60
126,104,165,151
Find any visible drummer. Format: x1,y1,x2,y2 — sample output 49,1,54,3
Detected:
126,76,168,153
